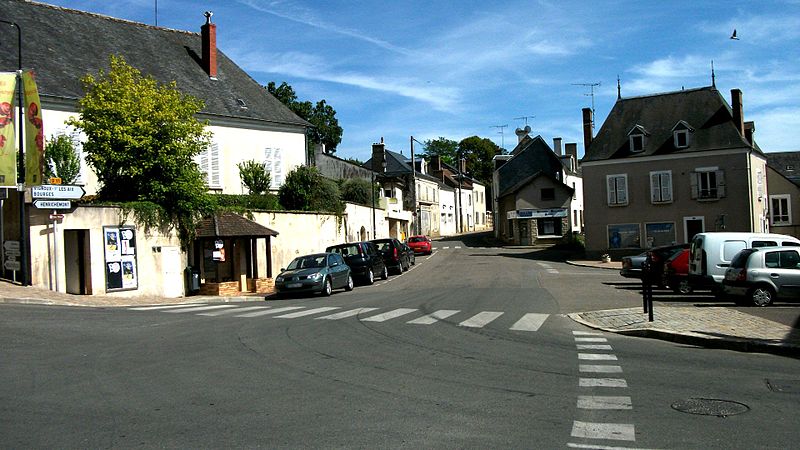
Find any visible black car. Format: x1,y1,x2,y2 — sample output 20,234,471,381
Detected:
370,238,410,275
401,242,416,266
326,241,388,285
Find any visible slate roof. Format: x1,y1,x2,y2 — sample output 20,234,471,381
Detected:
0,0,309,128
363,148,441,183
497,135,565,196
498,170,573,199
196,212,279,238
583,86,761,162
766,151,800,187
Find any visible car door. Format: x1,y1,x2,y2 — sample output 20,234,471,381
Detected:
327,254,342,288
776,250,800,299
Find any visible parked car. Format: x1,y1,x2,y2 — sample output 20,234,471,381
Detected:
663,249,692,294
275,253,353,297
407,235,432,255
620,244,687,284
723,246,800,306
620,252,647,279
325,241,388,285
689,232,800,292
370,238,410,275
402,242,416,266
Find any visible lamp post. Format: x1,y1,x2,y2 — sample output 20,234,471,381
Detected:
457,149,463,234
371,157,386,239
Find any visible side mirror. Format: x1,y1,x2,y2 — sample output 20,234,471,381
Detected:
331,262,339,267
280,268,285,272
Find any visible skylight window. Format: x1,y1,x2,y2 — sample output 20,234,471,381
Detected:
236,98,248,109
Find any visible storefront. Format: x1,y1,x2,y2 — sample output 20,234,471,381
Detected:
506,208,569,245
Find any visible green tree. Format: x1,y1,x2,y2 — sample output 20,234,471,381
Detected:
278,165,343,214
44,134,81,184
68,55,215,244
458,136,502,185
267,81,343,153
340,177,376,206
237,159,271,195
422,137,458,166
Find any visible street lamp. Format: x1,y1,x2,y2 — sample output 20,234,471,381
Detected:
371,157,386,239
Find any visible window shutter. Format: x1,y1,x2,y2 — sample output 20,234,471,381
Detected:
209,142,221,188
662,173,672,202
716,170,726,198
690,172,699,199
196,146,210,186
607,176,615,205
650,173,659,203
618,176,627,204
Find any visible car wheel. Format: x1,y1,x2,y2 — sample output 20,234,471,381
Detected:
411,255,416,265
345,275,354,291
673,279,692,295
366,269,374,285
322,278,333,297
381,266,389,280
749,286,775,307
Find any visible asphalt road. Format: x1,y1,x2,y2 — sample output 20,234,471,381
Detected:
1,234,798,449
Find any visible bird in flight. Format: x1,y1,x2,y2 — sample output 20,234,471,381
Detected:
730,29,739,40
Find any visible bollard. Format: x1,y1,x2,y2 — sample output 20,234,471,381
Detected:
641,258,654,322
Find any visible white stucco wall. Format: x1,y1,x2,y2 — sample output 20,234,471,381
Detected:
564,172,584,233
472,182,489,231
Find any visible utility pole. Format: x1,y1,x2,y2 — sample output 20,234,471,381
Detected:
490,124,508,151
410,136,418,237
572,82,601,130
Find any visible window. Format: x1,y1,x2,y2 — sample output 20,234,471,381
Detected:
645,222,676,248
572,182,576,200
52,127,88,185
650,171,672,203
541,188,555,201
674,129,689,148
537,218,561,236
630,134,644,152
384,189,393,198
691,169,725,200
197,142,222,189
606,174,628,206
770,195,791,225
264,147,283,188
608,223,640,249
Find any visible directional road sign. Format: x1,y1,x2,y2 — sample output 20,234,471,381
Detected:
33,200,71,209
31,185,85,200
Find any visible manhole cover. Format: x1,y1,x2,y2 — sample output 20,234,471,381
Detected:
671,398,749,417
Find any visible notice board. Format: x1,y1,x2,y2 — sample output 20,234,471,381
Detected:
103,226,138,291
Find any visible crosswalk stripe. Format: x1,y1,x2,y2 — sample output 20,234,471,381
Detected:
234,306,305,317
129,304,206,311
570,421,635,441
165,305,239,313
198,306,270,316
459,311,503,328
407,310,460,325
577,396,632,410
579,378,628,388
573,331,603,336
316,308,379,320
510,313,549,331
580,365,623,373
575,337,608,343
579,353,618,361
361,308,417,322
275,307,340,318
577,344,613,350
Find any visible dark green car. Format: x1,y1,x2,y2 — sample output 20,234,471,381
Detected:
275,253,353,297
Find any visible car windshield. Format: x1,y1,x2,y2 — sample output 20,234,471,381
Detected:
374,242,390,251
730,249,755,268
327,244,360,257
408,237,426,243
287,255,326,270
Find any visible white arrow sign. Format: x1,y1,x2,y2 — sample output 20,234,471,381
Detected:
31,185,86,200
33,200,71,209
3,240,20,252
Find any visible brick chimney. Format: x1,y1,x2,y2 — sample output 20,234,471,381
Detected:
553,137,563,156
731,89,744,137
372,138,386,173
201,12,218,79
565,143,578,171
582,108,593,154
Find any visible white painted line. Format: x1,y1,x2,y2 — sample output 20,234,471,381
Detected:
198,306,270,316
577,344,613,350
573,331,603,336
547,269,559,274
407,310,460,325
442,246,450,249
567,443,657,449
578,396,632,410
165,305,239,313
509,313,549,331
129,303,207,311
234,306,305,317
579,378,628,388
275,307,340,318
459,311,503,328
575,337,608,343
454,246,462,249
580,365,623,373
361,308,418,322
570,421,636,441
579,353,619,361
316,308,379,320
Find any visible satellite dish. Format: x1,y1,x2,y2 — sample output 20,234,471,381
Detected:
515,128,526,137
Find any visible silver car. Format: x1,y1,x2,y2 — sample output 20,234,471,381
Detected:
722,246,800,306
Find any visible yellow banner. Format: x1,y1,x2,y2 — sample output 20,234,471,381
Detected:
23,70,44,186
0,72,16,187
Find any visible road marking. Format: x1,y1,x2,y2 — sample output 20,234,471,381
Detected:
579,365,623,373
579,378,628,388
570,421,635,441
407,310,460,324
578,396,632,410
234,306,305,317
165,305,239,313
579,353,619,361
442,246,450,249
567,444,658,450
129,303,207,310
573,331,604,336
316,308,379,320
509,313,549,331
577,344,613,350
275,307,340,318
454,246,462,249
361,308,418,322
459,311,503,328
198,306,270,316
547,269,559,274
575,337,608,343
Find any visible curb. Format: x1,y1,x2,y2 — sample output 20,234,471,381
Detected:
565,260,621,271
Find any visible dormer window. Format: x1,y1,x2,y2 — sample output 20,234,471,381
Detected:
671,120,694,149
627,125,648,153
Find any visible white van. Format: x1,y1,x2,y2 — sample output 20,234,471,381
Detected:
689,232,800,291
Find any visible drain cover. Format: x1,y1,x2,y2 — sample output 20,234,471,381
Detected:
671,398,749,417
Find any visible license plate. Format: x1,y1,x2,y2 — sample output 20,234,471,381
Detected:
286,283,302,288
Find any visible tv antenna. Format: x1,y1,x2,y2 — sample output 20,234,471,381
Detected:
513,115,534,126
573,82,601,129
491,124,508,150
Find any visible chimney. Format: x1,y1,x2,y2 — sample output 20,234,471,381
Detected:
553,137,563,156
731,89,746,138
744,121,755,145
565,143,578,171
459,159,467,175
372,138,386,173
430,155,442,172
201,12,218,79
582,108,593,153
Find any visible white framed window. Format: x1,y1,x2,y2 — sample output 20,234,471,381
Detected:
630,134,644,152
606,174,628,206
264,147,283,189
674,129,689,148
51,127,88,185
770,194,791,225
650,170,672,204
196,141,222,189
690,168,725,200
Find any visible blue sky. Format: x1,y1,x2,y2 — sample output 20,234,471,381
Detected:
46,1,800,161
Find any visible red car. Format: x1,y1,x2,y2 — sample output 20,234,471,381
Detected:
407,235,432,255
663,248,692,294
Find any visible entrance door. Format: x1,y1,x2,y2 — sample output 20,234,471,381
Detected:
161,246,183,298
519,221,530,245
64,230,91,295
684,216,705,243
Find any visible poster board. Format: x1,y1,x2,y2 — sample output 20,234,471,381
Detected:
104,226,138,291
